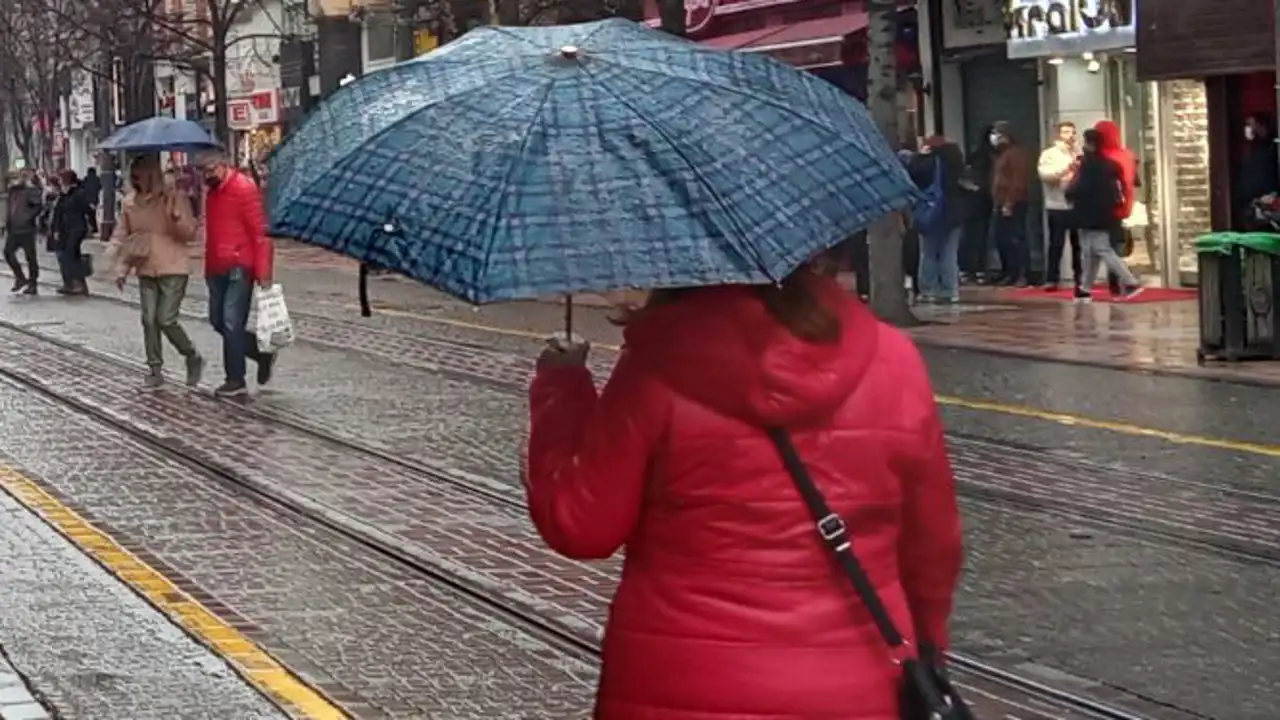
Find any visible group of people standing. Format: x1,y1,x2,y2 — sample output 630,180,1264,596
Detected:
1038,119,1144,301
899,117,1145,303
3,167,102,296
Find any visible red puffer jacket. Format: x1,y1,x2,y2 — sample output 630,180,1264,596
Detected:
203,169,272,281
1095,120,1136,221
525,277,963,719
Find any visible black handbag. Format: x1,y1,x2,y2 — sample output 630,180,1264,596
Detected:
766,428,973,720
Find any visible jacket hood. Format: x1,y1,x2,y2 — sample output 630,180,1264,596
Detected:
1094,120,1121,150
622,276,879,428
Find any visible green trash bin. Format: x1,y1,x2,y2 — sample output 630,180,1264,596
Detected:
1194,232,1280,363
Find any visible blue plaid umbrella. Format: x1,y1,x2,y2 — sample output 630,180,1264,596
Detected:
99,117,220,153
267,18,917,304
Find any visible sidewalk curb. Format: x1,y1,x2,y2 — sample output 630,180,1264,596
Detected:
913,336,1280,390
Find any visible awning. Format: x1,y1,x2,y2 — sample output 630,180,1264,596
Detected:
704,12,869,69
744,12,868,53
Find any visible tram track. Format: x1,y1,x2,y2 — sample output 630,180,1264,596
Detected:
0,314,1197,718
3,298,1277,569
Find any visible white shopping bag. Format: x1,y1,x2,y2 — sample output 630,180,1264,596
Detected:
254,283,295,354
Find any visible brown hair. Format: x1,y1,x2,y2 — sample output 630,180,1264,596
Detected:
613,263,841,343
58,169,79,186
130,155,164,197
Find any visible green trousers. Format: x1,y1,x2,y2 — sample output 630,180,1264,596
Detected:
139,275,197,370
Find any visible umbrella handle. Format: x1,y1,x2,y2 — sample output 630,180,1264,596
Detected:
564,295,574,338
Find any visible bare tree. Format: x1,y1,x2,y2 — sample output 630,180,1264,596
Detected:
0,0,89,166
863,0,915,325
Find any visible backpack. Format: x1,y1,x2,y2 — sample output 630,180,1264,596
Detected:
911,155,947,233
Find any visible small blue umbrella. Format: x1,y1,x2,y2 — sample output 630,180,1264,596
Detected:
99,117,220,153
267,18,917,305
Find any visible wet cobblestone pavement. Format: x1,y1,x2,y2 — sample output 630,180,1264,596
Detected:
0,381,597,718
0,472,284,720
0,291,1274,717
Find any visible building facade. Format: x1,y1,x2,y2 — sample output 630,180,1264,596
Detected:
1137,0,1272,284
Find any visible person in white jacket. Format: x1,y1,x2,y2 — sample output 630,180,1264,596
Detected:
1038,121,1081,291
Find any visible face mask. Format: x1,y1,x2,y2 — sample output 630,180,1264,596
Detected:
1245,126,1257,141
989,133,1001,147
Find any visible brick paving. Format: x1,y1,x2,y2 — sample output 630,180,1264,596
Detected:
6,293,1278,560
0,383,597,719
0,489,283,720
0,311,1271,716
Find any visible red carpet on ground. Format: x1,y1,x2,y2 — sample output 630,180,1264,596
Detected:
1000,284,1197,304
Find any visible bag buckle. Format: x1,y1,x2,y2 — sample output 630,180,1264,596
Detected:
888,639,914,666
816,513,847,541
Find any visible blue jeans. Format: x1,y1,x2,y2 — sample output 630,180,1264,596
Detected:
917,225,962,299
207,268,264,384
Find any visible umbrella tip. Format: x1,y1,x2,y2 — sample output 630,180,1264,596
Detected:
559,45,581,59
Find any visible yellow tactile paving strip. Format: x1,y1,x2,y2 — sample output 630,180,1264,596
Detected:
0,466,349,720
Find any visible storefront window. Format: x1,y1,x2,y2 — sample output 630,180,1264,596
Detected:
364,13,398,66
1107,56,1160,277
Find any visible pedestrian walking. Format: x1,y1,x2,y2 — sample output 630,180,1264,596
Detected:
1067,129,1143,302
83,167,102,236
4,170,43,295
524,261,963,718
1095,120,1139,294
908,135,966,303
196,149,276,397
51,169,93,295
1039,121,1082,291
990,121,1032,286
109,155,204,389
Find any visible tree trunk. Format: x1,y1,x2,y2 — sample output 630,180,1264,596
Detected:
863,0,916,326
658,0,685,37
0,103,9,174
212,44,230,150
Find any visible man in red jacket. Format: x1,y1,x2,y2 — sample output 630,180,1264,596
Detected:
196,151,276,396
1093,121,1136,295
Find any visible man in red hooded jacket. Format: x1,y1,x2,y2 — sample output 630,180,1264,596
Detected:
1093,121,1136,293
196,151,276,396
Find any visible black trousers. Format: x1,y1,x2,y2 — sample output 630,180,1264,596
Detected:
993,204,1029,282
4,232,38,284
1045,210,1082,286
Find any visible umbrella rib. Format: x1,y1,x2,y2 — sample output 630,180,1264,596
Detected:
271,64,540,212
584,65,777,281
593,55,854,139
478,79,560,294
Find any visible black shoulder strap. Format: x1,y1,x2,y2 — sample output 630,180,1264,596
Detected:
766,427,911,656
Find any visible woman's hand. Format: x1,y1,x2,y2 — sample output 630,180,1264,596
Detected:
537,336,589,369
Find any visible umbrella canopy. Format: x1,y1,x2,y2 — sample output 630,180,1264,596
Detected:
267,18,917,304
99,117,220,153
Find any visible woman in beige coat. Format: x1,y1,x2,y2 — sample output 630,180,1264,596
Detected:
109,155,205,389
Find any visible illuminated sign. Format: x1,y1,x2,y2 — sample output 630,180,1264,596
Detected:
1005,0,1135,59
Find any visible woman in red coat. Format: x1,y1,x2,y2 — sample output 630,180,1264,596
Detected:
525,263,964,718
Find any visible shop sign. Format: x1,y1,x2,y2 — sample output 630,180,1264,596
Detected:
228,90,279,130
68,71,95,130
1005,0,1134,59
